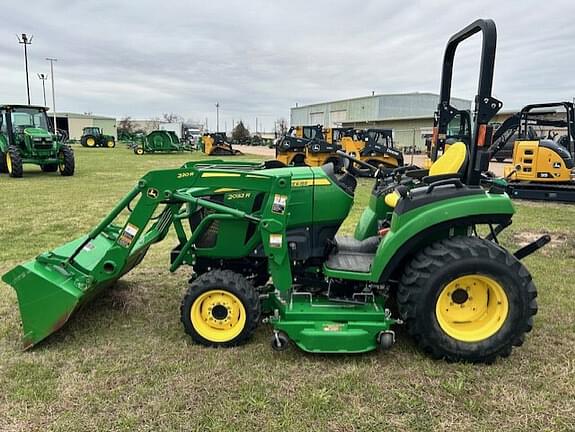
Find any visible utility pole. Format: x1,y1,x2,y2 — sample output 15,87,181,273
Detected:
46,58,58,133
215,102,220,132
37,73,48,106
17,33,33,105
205,117,208,132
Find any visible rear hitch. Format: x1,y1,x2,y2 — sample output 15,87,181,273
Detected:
514,234,551,260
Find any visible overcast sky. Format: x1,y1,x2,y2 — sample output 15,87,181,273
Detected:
2,0,574,131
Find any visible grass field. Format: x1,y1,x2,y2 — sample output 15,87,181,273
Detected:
1,146,574,431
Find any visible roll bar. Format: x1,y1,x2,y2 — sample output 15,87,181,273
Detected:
432,18,503,185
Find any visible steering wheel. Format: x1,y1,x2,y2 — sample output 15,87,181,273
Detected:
336,150,379,177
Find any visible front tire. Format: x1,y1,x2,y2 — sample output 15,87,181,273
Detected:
180,269,260,347
58,145,75,176
106,139,116,148
6,146,23,178
397,236,537,363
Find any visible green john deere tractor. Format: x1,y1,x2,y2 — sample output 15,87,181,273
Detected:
80,127,116,148
0,105,74,178
2,19,549,362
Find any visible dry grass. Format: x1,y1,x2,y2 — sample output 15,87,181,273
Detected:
0,146,574,431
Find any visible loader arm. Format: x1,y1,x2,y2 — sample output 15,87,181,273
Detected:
2,160,293,348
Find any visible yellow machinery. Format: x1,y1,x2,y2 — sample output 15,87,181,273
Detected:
275,125,341,167
340,128,404,175
490,102,575,201
202,133,243,156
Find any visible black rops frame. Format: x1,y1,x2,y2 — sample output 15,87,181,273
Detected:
433,18,503,186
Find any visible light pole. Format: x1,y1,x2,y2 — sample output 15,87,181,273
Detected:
215,102,220,132
46,58,58,133
17,33,33,105
37,73,48,106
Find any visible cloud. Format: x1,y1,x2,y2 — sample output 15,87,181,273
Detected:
2,0,575,130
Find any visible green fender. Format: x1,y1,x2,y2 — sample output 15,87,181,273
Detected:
325,192,515,282
354,193,392,240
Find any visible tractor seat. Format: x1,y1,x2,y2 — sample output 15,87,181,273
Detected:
385,142,468,208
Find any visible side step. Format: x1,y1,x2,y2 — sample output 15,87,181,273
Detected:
325,251,374,272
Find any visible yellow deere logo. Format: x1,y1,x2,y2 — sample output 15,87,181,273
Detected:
147,188,159,199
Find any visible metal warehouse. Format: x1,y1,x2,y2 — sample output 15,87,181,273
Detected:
54,112,117,141
290,92,471,151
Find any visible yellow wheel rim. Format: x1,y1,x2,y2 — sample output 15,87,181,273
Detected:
136,148,144,155
86,137,96,147
436,275,508,342
6,153,12,173
191,290,246,342
107,140,114,148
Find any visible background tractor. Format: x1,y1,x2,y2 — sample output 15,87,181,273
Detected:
341,128,404,176
201,132,243,155
488,102,575,201
1,19,549,362
80,127,116,148
275,125,342,167
0,104,74,178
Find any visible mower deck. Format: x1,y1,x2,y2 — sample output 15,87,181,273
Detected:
269,293,394,353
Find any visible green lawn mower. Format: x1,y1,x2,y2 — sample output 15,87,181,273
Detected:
80,127,116,148
2,19,549,362
133,130,193,155
0,105,74,178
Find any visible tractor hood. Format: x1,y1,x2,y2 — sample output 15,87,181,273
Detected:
24,127,53,139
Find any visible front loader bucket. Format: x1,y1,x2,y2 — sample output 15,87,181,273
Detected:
3,257,91,349
3,229,154,349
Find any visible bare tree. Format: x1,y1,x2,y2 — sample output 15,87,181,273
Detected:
232,121,250,143
149,117,161,132
118,116,135,135
276,118,289,136
162,112,184,123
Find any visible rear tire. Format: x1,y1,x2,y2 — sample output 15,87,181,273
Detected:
81,136,96,147
291,153,307,166
180,269,260,347
6,146,23,178
58,145,75,176
397,236,537,363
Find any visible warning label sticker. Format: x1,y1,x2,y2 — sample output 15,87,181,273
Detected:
82,241,95,252
272,194,287,214
269,234,283,248
118,223,139,248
